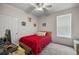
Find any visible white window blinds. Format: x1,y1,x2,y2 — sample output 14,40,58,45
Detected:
57,14,71,38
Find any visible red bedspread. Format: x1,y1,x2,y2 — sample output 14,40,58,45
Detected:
19,33,52,55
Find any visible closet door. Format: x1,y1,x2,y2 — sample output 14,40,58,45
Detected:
0,15,19,44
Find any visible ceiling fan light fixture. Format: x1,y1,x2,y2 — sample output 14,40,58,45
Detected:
32,7,44,14
31,3,53,14
35,7,43,11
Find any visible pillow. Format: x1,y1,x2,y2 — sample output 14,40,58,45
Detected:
36,31,46,36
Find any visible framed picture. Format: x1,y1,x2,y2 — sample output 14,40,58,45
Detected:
42,23,46,27
21,21,26,26
34,24,37,27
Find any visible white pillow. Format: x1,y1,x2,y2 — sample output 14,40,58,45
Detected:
36,32,46,36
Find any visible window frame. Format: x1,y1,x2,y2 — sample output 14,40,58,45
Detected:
56,13,72,38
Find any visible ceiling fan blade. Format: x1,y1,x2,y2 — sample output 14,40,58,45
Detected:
43,8,50,16
36,3,43,7
44,3,53,8
43,8,47,13
31,3,38,8
46,5,52,8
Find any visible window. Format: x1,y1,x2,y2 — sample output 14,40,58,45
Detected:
57,14,71,38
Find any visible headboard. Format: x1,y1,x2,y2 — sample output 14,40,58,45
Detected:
39,31,52,37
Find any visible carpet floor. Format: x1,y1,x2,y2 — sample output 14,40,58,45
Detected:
40,43,76,55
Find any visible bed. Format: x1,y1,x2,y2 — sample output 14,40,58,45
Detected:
19,31,52,55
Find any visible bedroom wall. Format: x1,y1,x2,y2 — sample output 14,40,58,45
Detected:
38,6,79,47
0,4,38,44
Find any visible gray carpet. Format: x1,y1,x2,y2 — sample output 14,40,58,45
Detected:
40,43,76,55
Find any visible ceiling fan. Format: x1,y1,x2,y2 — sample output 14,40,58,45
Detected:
31,3,53,13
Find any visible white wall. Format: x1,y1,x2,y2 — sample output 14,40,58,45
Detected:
38,6,79,47
0,4,38,44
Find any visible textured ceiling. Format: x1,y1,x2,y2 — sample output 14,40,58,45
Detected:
8,3,79,18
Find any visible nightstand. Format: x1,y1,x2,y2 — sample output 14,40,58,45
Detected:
74,39,79,55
